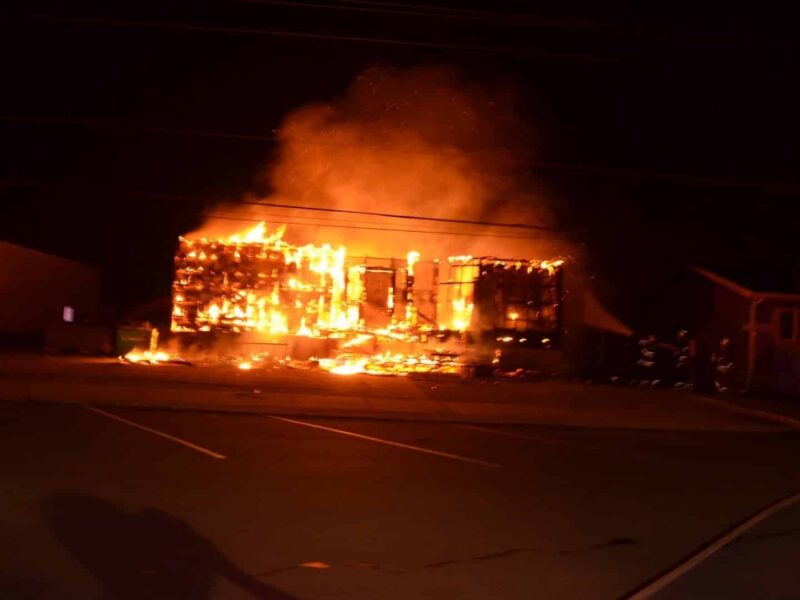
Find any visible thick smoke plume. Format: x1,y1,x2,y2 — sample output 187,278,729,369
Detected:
200,65,561,259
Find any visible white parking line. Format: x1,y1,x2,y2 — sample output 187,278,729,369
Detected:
270,416,501,468
83,405,227,460
456,423,565,445
625,490,800,599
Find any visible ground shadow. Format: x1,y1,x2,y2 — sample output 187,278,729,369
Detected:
42,493,296,599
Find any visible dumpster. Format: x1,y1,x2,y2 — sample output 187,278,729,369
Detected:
115,327,152,356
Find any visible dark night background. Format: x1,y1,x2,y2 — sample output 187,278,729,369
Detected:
2,2,798,327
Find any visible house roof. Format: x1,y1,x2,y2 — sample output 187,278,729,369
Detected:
0,240,98,273
691,260,800,300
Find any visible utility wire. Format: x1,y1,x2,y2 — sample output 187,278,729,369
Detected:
337,0,608,27
4,116,798,194
204,213,551,239
239,200,556,231
0,178,565,234
218,208,529,231
13,13,610,62
237,0,516,23
237,0,617,31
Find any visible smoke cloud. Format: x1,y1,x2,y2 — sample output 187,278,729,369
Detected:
200,64,562,259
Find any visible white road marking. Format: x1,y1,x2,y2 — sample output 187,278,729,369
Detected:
83,405,227,460
456,423,565,445
626,490,800,599
270,416,501,468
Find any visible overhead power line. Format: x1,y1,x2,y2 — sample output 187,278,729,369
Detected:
239,200,556,230
237,0,515,23
204,214,551,240
13,13,611,62
4,115,799,194
0,177,565,236
237,0,616,31
220,208,542,233
337,0,609,28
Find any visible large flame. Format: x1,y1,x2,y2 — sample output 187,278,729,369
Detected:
168,221,564,377
228,222,286,245
174,223,356,336
121,349,171,364
158,66,570,375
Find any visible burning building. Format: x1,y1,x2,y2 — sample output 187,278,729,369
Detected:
168,221,564,374
171,223,349,336
437,256,563,341
141,66,635,375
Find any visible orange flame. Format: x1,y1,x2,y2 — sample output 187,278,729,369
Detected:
171,221,565,377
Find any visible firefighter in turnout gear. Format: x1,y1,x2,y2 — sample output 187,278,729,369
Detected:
712,337,735,393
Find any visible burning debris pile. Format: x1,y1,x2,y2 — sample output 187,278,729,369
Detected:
163,221,563,376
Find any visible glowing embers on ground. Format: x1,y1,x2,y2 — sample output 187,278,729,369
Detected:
317,350,461,376
120,349,172,364
119,328,181,365
119,342,461,377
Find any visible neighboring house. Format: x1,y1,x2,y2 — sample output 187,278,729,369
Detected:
0,241,102,348
644,264,800,395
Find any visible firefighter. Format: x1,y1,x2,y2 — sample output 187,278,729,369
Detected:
712,337,735,393
636,334,659,386
673,329,692,389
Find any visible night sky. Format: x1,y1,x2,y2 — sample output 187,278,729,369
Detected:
2,3,798,325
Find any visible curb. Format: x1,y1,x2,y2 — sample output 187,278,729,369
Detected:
2,393,787,432
1,395,547,427
689,394,800,430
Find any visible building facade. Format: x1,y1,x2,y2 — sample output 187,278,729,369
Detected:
647,266,800,395
0,241,102,347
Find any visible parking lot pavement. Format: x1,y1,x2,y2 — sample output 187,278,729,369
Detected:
1,401,799,599
0,354,788,431
652,497,800,599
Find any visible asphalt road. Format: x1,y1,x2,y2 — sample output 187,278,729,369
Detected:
1,354,786,431
2,400,799,599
